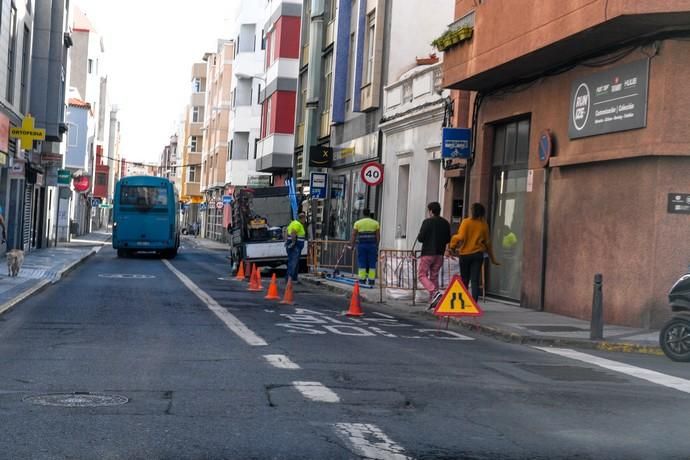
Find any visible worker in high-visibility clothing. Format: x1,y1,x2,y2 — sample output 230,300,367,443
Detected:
350,209,380,286
285,212,307,283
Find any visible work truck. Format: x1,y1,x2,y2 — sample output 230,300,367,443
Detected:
227,186,308,272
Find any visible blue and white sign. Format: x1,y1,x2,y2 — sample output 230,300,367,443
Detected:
309,172,328,199
222,195,234,204
442,127,472,159
90,198,101,207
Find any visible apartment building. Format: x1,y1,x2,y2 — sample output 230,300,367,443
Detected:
200,40,233,241
442,0,690,327
30,0,71,249
159,134,178,186
255,0,302,186
179,62,206,230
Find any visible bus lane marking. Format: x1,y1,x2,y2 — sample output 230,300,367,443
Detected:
163,260,268,347
273,308,474,340
333,423,411,460
264,354,301,369
292,381,340,403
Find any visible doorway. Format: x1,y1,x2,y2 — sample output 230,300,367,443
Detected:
487,118,530,301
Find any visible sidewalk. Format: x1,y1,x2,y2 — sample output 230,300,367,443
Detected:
0,230,111,316
301,274,662,356
181,235,229,251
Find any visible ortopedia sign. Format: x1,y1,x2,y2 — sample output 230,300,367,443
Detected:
10,115,46,150
434,275,483,317
360,162,384,186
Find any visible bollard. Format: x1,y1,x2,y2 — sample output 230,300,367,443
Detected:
590,273,604,340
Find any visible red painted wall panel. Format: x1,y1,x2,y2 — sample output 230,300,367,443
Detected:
270,91,297,135
275,16,300,60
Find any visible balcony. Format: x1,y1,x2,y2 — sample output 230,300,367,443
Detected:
230,105,261,133
256,133,294,172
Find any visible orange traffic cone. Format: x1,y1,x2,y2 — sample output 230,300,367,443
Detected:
280,279,295,305
235,260,246,280
265,274,280,300
346,281,364,317
249,265,263,292
247,265,258,291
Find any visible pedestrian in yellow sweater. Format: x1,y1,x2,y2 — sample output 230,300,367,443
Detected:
448,203,498,301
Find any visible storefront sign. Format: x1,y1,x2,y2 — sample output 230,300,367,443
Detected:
58,169,71,185
215,201,224,210
361,162,384,186
35,173,45,186
222,195,234,204
668,193,690,215
569,59,649,139
72,175,91,193
9,161,24,179
309,145,333,167
10,115,46,150
247,175,272,187
442,128,471,159
309,172,328,199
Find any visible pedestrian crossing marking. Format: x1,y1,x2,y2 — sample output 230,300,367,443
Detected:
434,275,483,317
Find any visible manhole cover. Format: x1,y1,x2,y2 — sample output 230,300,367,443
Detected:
522,325,588,333
23,392,129,407
518,365,626,383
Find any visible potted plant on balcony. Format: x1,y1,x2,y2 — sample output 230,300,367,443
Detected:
431,26,474,52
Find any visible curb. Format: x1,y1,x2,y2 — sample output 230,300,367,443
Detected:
53,246,102,284
300,276,664,356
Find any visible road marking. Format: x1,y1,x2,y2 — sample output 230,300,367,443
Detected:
292,381,340,403
535,347,690,394
333,423,410,460
163,260,268,347
264,354,300,369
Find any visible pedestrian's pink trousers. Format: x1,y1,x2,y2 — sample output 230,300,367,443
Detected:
418,255,443,296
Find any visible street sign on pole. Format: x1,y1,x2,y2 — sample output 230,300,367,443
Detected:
360,162,384,186
442,128,472,159
309,172,328,198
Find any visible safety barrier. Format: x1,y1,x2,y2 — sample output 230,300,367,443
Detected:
308,240,357,275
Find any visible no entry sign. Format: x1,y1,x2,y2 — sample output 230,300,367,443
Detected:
361,162,384,186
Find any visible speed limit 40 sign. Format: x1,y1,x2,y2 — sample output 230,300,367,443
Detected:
361,161,384,186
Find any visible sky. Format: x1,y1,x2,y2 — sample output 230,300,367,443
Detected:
74,0,241,164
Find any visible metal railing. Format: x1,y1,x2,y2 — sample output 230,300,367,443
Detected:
308,240,356,275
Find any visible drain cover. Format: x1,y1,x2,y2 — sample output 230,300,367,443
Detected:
24,392,129,407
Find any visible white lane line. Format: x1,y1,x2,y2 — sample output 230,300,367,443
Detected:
535,347,690,395
333,423,411,460
264,354,301,369
292,381,340,403
163,259,268,347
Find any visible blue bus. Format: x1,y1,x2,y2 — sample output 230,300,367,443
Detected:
112,176,180,258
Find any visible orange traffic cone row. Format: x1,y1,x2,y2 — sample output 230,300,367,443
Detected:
235,260,246,280
265,274,280,300
280,279,295,305
346,281,364,317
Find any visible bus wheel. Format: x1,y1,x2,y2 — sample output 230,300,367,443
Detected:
117,249,127,258
162,249,178,259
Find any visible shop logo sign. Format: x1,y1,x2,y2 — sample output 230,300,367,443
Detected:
572,83,590,132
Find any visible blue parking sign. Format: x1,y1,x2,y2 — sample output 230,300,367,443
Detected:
442,128,472,159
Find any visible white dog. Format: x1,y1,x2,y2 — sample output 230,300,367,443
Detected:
7,249,24,277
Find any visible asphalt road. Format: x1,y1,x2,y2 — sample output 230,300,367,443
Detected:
0,240,689,459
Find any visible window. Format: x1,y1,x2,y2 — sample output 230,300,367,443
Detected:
87,59,93,74
67,122,78,147
257,84,262,105
19,25,28,113
328,0,337,22
269,30,276,65
254,137,259,160
190,135,201,152
364,12,376,85
96,173,107,186
322,53,333,113
191,106,204,123
346,32,355,111
229,139,234,159
188,166,197,182
120,185,168,207
265,98,272,134
261,29,266,50
192,78,205,92
6,3,17,103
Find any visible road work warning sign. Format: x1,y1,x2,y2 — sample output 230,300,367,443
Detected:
434,275,483,317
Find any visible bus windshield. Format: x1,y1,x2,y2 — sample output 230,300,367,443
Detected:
120,185,169,209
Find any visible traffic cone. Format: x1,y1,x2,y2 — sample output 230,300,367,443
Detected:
280,279,295,305
265,274,280,300
247,265,259,291
235,260,246,280
249,265,263,292
346,281,364,317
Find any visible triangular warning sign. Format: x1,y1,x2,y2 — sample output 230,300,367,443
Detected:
434,275,483,317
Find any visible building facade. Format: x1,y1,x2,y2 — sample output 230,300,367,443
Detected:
227,0,266,188
442,0,690,327
255,0,302,185
200,40,233,241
